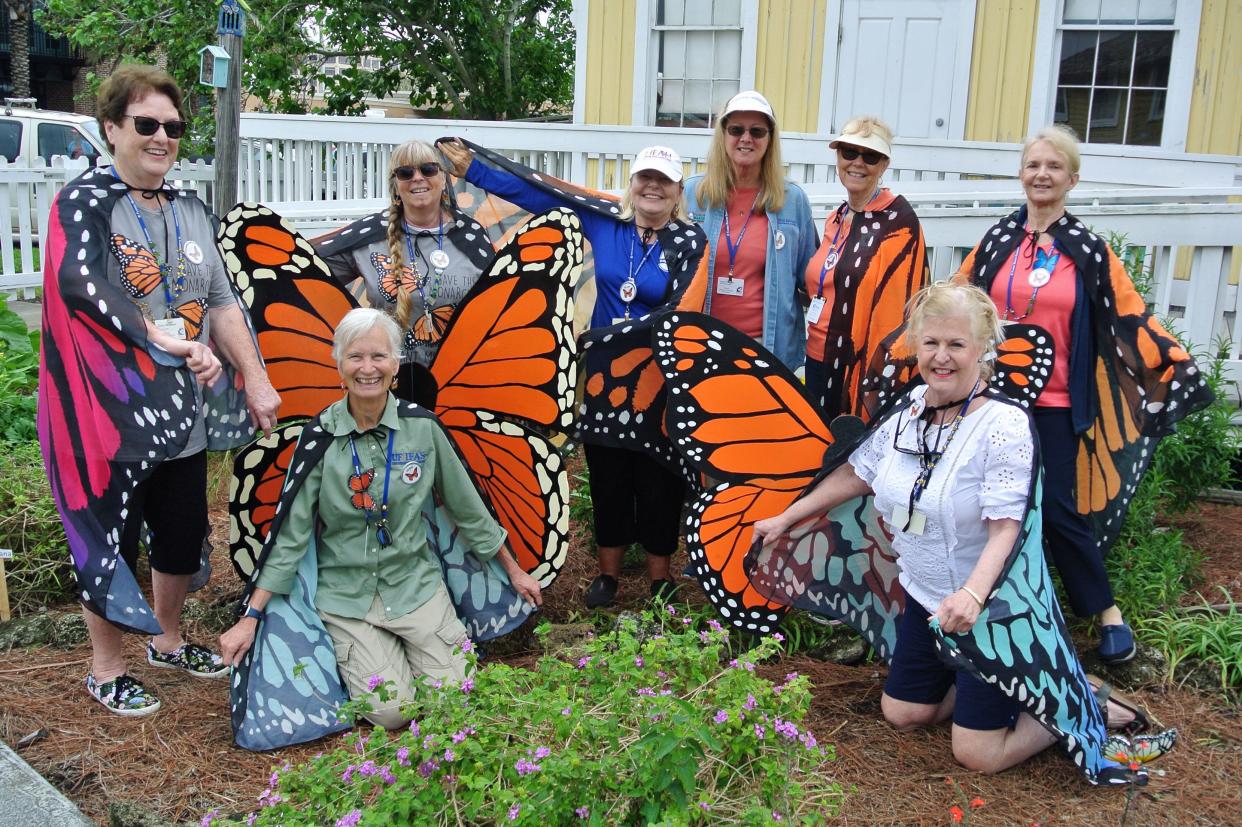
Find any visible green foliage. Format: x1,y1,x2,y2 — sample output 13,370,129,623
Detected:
1134,590,1242,692
0,296,39,444
221,611,841,825
311,0,574,119
0,442,73,614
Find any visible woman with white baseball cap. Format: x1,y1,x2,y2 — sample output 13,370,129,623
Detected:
440,138,707,609
805,115,928,422
685,90,817,371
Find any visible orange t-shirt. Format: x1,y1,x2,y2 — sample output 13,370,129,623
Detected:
990,240,1075,406
709,187,768,339
804,189,898,362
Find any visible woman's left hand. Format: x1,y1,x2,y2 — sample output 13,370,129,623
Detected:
508,569,543,608
934,589,982,635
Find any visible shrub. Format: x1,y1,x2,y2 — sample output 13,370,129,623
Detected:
1134,590,1242,693
0,441,73,615
0,296,39,444
219,610,841,826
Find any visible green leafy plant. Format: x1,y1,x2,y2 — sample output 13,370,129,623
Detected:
216,610,841,825
0,441,73,615
1134,590,1242,692
0,295,39,444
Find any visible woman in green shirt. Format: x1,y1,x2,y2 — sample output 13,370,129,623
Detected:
220,308,540,729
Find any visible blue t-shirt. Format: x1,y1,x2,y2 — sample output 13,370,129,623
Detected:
466,160,672,328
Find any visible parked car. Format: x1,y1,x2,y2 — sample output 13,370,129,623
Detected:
0,99,111,165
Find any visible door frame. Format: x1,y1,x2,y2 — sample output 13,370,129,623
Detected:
814,0,976,138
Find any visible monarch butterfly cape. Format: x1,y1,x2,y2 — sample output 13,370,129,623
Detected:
959,208,1213,551
446,140,710,470
657,312,1138,785
36,168,256,635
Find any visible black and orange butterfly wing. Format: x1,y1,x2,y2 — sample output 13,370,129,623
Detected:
219,203,353,422
370,252,418,304
990,324,1055,408
174,298,208,341
413,304,455,344
109,233,163,299
431,209,585,585
654,311,837,631
229,423,303,579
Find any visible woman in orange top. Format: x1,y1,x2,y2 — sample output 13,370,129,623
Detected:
804,116,928,422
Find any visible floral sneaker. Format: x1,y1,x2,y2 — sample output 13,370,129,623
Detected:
146,640,229,678
85,673,162,717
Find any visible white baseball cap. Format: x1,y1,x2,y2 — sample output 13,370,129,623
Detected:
721,90,776,127
630,145,683,183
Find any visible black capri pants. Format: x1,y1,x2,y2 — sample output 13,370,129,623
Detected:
583,442,685,557
118,450,209,576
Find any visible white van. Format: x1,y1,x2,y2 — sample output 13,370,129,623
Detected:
0,99,111,165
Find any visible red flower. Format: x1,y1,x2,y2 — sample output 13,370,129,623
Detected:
949,805,964,822
970,797,985,809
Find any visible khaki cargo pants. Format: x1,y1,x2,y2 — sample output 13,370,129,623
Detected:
319,584,469,730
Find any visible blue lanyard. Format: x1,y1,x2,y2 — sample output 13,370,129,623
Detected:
404,223,445,310
622,227,660,318
814,189,879,299
1002,236,1059,321
721,191,761,280
348,429,395,549
114,168,185,306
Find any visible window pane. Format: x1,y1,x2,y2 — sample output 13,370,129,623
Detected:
684,1,713,26
0,120,22,162
713,30,741,76
1133,31,1173,86
1089,88,1127,142
659,0,685,26
682,80,714,126
661,30,687,77
1099,0,1139,24
684,30,715,79
1095,31,1135,86
1059,30,1098,86
1057,87,1091,140
1126,88,1164,144
659,79,685,119
713,0,742,25
1063,0,1100,23
712,81,739,118
1137,0,1176,24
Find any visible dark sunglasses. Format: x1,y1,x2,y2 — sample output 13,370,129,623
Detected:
726,124,770,140
838,146,886,166
127,115,187,139
393,163,442,181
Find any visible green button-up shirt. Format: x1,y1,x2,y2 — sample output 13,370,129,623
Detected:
254,395,507,620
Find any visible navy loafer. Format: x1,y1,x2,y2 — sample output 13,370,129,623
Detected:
1099,623,1136,664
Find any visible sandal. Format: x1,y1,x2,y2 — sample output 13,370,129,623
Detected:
1088,674,1152,735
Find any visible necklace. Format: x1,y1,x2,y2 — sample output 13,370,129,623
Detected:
114,167,187,305
1002,230,1060,321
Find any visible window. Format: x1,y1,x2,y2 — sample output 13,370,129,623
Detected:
652,0,743,128
0,120,21,162
38,123,102,163
1054,1,1177,146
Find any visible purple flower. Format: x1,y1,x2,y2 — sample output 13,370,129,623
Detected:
800,731,819,749
634,656,645,668
366,674,383,692
451,727,476,744
246,814,257,826
772,812,783,822
576,656,591,669
657,670,668,680
514,758,542,776
636,686,656,697
461,677,475,694
707,619,723,632
268,770,280,787
417,759,439,778
409,719,421,736
201,810,219,827
575,806,590,819
508,803,522,821
681,617,692,626
341,764,357,783
775,718,800,740
444,749,456,762
396,747,411,767
698,802,713,812
422,734,436,749
335,811,362,827
431,678,443,690
666,605,677,616
785,672,799,683
754,723,766,739
460,639,474,652
561,706,573,716
728,658,739,669
713,709,729,724
380,766,397,785
772,632,785,643
533,746,551,760
743,693,757,711
699,631,711,644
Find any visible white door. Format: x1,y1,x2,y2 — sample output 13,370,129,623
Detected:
828,0,972,140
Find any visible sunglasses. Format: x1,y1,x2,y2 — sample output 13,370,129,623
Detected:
838,146,886,166
127,115,187,139
726,124,770,140
393,163,443,181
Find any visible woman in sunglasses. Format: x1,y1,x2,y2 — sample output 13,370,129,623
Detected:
954,125,1212,665
806,116,928,421
683,91,817,371
313,141,496,406
39,64,281,717
220,308,540,730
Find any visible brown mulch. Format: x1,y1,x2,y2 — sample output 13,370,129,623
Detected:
1,501,1241,825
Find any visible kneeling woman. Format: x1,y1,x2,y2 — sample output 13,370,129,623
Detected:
754,283,1141,779
220,309,540,729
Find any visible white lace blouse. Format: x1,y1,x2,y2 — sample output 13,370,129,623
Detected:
848,386,1033,614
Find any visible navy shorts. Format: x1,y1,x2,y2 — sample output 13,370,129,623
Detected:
884,590,1020,731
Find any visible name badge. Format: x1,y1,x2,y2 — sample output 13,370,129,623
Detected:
806,296,826,324
891,505,927,535
154,316,187,340
716,277,744,297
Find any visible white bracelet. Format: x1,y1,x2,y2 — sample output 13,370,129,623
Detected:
961,586,985,609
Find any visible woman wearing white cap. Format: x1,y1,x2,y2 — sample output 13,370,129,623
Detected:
806,115,928,422
684,91,817,370
440,139,707,609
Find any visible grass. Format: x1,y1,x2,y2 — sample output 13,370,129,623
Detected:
0,441,73,615
1134,589,1242,692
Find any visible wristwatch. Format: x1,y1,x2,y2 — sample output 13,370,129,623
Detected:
243,605,265,622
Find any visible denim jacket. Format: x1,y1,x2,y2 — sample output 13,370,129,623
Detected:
684,176,817,370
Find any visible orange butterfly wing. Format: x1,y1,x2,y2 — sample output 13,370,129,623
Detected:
371,252,418,304
413,304,455,344
109,234,164,298
229,424,302,579
175,298,208,341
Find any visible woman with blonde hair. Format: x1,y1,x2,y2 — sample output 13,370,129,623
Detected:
805,115,928,421
313,140,495,404
684,90,817,369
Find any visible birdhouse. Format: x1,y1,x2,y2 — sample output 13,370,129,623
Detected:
198,46,231,88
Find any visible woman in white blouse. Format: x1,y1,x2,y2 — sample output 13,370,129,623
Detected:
753,282,1057,773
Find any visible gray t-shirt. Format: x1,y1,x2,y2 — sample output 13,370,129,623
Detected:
107,194,234,457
